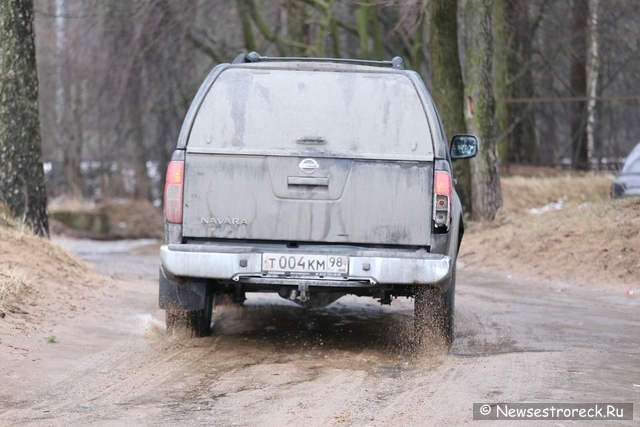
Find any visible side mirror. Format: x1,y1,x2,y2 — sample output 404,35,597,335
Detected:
450,135,478,160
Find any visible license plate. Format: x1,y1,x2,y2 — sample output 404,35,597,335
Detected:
262,253,349,276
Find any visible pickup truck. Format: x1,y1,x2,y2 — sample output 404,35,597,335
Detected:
159,52,477,344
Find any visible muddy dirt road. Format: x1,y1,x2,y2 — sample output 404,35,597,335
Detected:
1,239,638,426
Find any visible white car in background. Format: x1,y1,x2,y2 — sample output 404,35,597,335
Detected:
611,142,640,198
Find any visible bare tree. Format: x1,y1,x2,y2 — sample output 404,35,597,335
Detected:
283,0,310,56
0,0,49,236
494,0,537,164
426,0,471,214
570,0,589,170
464,0,502,221
586,0,599,170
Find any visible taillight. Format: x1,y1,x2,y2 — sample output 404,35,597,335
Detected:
164,161,184,224
433,170,453,229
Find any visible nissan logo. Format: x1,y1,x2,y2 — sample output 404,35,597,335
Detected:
299,158,319,174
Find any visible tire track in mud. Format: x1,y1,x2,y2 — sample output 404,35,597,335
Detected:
18,303,524,426
0,295,418,426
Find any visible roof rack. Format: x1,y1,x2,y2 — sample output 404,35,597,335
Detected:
232,51,404,70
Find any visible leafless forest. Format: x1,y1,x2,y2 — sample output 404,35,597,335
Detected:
34,0,640,203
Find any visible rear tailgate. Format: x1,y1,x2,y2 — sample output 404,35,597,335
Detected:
182,154,433,246
182,66,435,246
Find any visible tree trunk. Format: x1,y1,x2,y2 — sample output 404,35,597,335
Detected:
464,0,502,221
426,0,471,214
356,1,383,61
537,73,557,166
0,0,49,236
236,0,256,53
283,0,310,56
247,0,287,56
494,0,537,165
570,0,589,170
130,88,150,201
586,0,599,170
536,18,557,167
125,51,150,201
62,82,85,198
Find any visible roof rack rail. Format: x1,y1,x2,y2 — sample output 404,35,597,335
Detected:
232,51,404,70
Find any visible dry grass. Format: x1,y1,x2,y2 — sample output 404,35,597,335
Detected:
0,202,25,231
3,224,88,270
0,223,94,297
500,173,613,213
462,173,640,287
0,220,89,316
0,265,31,314
0,221,112,339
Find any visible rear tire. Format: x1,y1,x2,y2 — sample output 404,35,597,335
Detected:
414,269,455,346
166,293,214,337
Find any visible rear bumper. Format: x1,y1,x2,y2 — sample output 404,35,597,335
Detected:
160,243,452,288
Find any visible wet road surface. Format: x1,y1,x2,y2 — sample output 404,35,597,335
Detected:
0,239,638,426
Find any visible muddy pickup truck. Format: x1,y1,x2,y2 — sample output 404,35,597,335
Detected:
159,52,477,343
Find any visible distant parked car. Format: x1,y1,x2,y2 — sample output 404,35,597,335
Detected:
611,142,640,198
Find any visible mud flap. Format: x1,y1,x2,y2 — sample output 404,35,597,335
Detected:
159,266,207,310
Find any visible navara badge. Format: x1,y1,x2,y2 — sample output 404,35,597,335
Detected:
299,158,319,174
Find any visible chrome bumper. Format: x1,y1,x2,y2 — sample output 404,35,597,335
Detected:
160,244,452,287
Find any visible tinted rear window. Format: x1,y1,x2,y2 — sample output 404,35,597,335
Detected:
188,68,433,160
